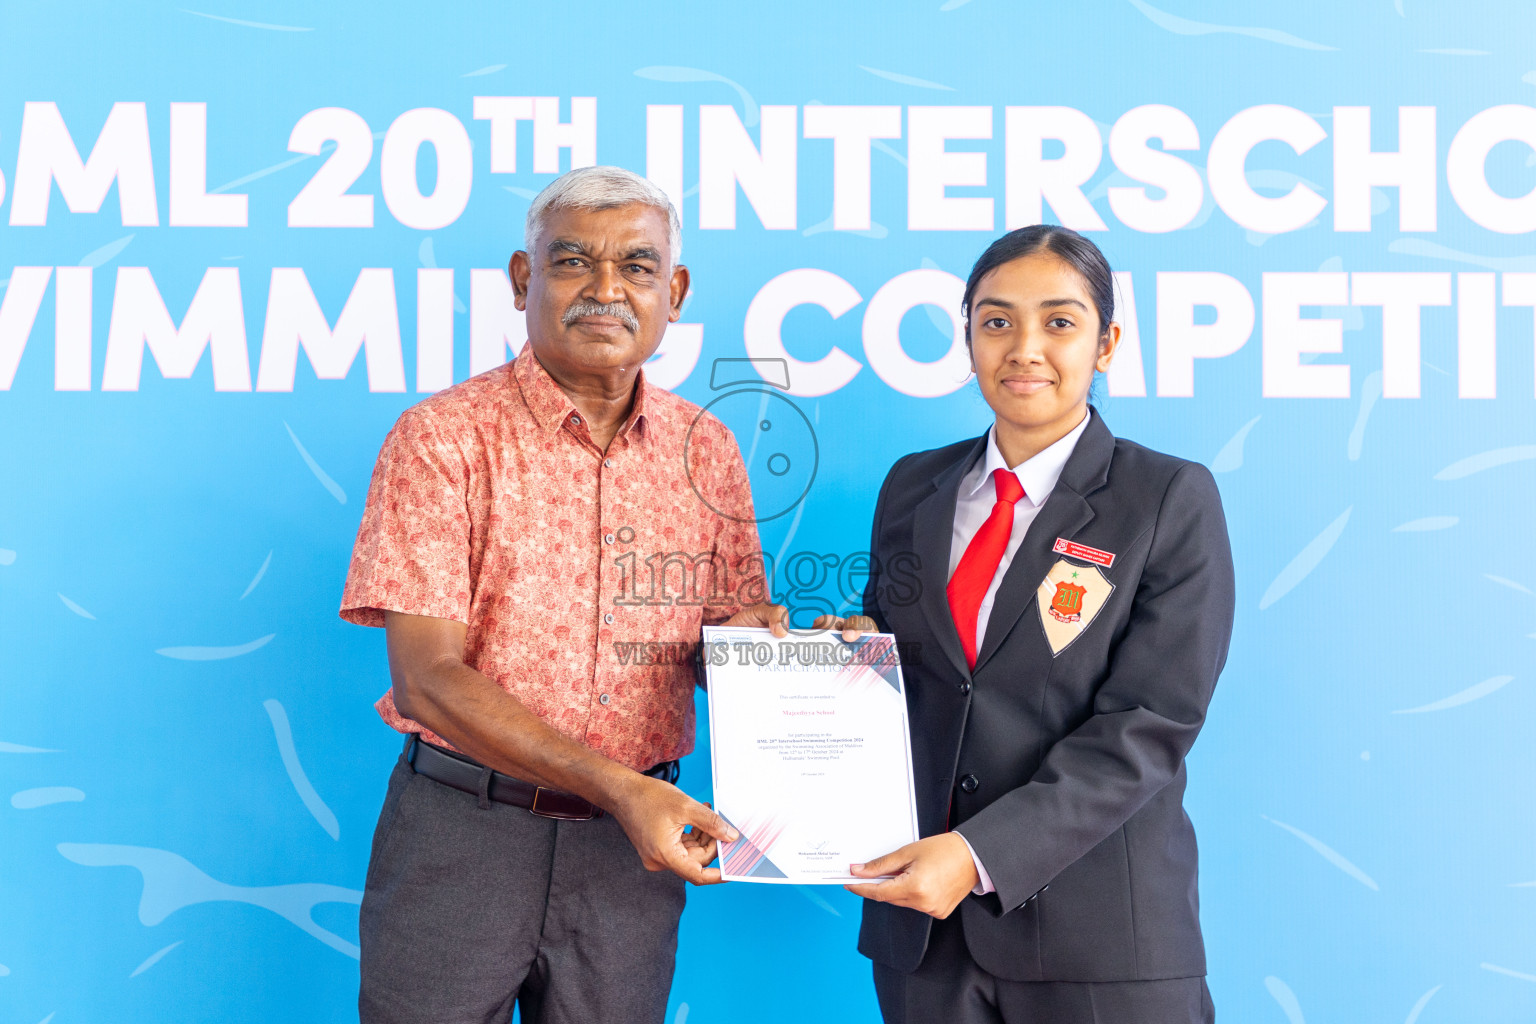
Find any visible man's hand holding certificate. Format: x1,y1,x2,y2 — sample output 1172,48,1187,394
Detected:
703,626,920,884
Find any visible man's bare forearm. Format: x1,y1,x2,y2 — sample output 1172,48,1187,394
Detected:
386,618,641,810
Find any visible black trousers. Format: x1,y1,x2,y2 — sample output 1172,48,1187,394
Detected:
873,914,1215,1024
358,753,686,1024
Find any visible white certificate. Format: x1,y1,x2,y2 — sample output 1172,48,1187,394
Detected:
703,626,920,884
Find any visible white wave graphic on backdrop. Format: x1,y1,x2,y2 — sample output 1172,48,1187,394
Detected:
58,844,363,958
1,740,60,753
1481,963,1536,983
129,941,182,978
1263,816,1380,890
264,699,340,840
284,421,348,503
1264,975,1306,1023
239,551,273,600
794,886,842,917
180,9,312,31
802,214,888,239
1387,238,1536,273
1391,516,1457,532
58,594,96,620
156,634,274,661
212,130,383,196
1316,256,1364,331
418,237,467,312
1404,984,1443,1024
1434,446,1536,480
1392,675,1515,714
1210,416,1260,473
79,235,135,268
461,63,506,77
1484,574,1533,596
857,66,955,91
634,67,759,126
1127,0,1337,51
12,787,85,809
1347,371,1383,461
1259,507,1352,610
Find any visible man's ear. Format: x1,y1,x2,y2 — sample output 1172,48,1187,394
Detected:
508,251,531,311
668,264,691,323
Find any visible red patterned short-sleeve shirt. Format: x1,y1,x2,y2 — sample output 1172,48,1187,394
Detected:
341,345,766,771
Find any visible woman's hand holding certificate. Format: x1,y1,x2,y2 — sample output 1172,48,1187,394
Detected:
703,626,921,884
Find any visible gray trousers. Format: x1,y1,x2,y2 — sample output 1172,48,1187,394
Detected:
873,914,1215,1024
358,751,686,1024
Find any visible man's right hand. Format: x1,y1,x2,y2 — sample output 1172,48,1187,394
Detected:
610,773,740,885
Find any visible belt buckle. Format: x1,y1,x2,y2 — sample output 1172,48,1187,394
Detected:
529,786,596,821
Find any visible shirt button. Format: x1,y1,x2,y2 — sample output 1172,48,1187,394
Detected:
959,774,980,794
570,414,581,425
604,458,614,468
604,613,614,625
958,680,972,696
604,533,615,545
599,693,612,705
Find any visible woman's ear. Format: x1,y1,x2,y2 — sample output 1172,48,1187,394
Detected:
964,322,976,374
1095,321,1122,374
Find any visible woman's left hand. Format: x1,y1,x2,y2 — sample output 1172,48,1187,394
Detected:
844,832,980,919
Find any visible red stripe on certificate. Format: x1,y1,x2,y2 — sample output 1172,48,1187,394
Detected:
1053,538,1115,568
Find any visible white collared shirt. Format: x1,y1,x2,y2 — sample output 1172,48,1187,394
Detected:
948,409,1092,653
948,408,1091,896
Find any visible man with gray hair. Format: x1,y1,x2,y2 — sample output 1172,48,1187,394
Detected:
340,165,787,1023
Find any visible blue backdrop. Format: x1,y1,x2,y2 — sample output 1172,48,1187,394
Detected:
3,2,1535,1022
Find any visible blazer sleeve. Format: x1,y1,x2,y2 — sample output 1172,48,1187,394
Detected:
860,454,908,634
955,462,1236,913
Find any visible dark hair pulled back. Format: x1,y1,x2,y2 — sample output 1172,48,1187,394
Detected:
961,225,1115,340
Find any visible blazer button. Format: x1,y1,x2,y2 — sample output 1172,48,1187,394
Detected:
959,774,979,794
958,680,971,696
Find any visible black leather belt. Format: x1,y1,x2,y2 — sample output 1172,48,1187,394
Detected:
406,736,679,820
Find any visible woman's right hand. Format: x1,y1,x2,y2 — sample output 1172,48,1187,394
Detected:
811,614,878,643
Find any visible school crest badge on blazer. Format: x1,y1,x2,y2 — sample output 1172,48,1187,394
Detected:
1036,559,1114,656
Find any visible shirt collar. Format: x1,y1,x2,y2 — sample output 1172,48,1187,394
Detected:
965,409,1092,508
512,344,652,440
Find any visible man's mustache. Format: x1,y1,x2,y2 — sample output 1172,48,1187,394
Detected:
562,300,639,333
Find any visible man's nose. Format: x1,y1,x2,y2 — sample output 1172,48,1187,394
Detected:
585,261,627,305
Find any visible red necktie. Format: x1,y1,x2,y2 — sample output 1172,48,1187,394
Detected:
947,469,1026,670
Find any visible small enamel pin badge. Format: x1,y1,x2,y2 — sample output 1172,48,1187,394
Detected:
1052,537,1116,568
1036,560,1115,657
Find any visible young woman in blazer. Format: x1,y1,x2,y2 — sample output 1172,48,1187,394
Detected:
819,226,1235,1023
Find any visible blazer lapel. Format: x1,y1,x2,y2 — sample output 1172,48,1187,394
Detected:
973,410,1116,674
910,434,987,681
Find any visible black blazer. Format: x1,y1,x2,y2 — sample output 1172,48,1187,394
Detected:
859,408,1235,983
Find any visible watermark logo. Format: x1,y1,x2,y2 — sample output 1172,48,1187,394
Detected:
685,358,819,524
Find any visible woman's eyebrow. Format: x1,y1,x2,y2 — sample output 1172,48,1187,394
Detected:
972,296,1015,311
1038,297,1089,311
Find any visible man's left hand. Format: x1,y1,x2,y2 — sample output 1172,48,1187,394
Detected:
721,602,790,637
843,833,980,919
